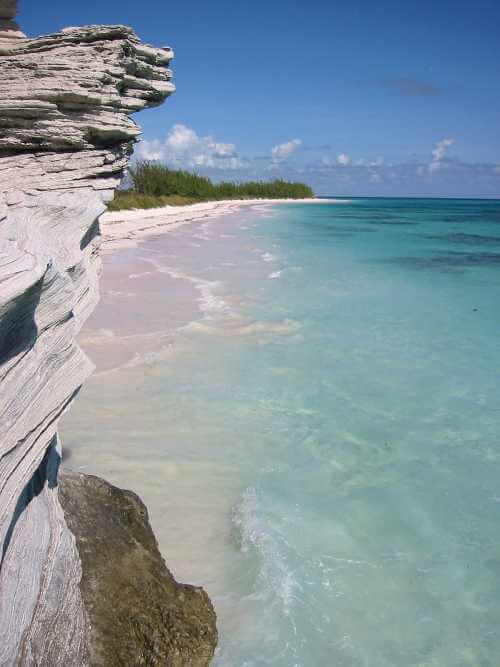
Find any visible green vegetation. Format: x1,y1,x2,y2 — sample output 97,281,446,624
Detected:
107,192,200,210
108,161,314,211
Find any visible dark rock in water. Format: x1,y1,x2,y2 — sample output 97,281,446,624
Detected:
59,471,217,667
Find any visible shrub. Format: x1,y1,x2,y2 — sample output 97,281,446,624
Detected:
125,161,313,202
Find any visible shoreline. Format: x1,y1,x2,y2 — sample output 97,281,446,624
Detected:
100,197,340,250
79,203,284,376
61,204,288,582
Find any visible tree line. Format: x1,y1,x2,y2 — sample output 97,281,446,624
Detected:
109,161,314,210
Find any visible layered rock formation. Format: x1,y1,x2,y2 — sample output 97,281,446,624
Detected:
0,3,216,664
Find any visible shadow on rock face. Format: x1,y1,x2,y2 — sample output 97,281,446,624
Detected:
1,435,60,569
0,275,42,367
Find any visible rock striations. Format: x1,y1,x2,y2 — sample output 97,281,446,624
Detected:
0,2,216,664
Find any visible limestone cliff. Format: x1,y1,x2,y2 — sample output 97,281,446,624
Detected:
0,3,216,664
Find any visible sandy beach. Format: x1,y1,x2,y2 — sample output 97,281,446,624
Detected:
100,197,340,250
85,198,340,373
80,200,314,374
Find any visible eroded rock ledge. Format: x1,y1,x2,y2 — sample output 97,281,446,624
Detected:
0,23,174,198
0,4,216,664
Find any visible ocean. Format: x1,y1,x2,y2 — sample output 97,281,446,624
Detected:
61,197,500,666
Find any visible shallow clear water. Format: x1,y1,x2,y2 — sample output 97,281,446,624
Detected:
61,198,500,666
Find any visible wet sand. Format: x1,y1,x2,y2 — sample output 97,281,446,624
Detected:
100,197,341,250
85,201,313,374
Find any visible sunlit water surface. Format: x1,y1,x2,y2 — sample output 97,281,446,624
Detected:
61,198,500,666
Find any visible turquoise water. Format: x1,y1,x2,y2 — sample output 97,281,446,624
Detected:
62,198,500,665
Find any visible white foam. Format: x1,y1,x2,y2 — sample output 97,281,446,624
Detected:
197,281,228,314
142,256,229,317
232,487,300,616
129,271,153,279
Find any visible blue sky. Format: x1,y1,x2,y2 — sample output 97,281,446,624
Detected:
20,0,500,196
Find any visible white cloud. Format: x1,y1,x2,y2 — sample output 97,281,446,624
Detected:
317,153,384,172
136,138,164,161
429,137,455,171
137,124,245,169
271,138,302,162
432,137,455,162
134,131,500,197
164,124,198,151
337,153,351,166
355,156,384,167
